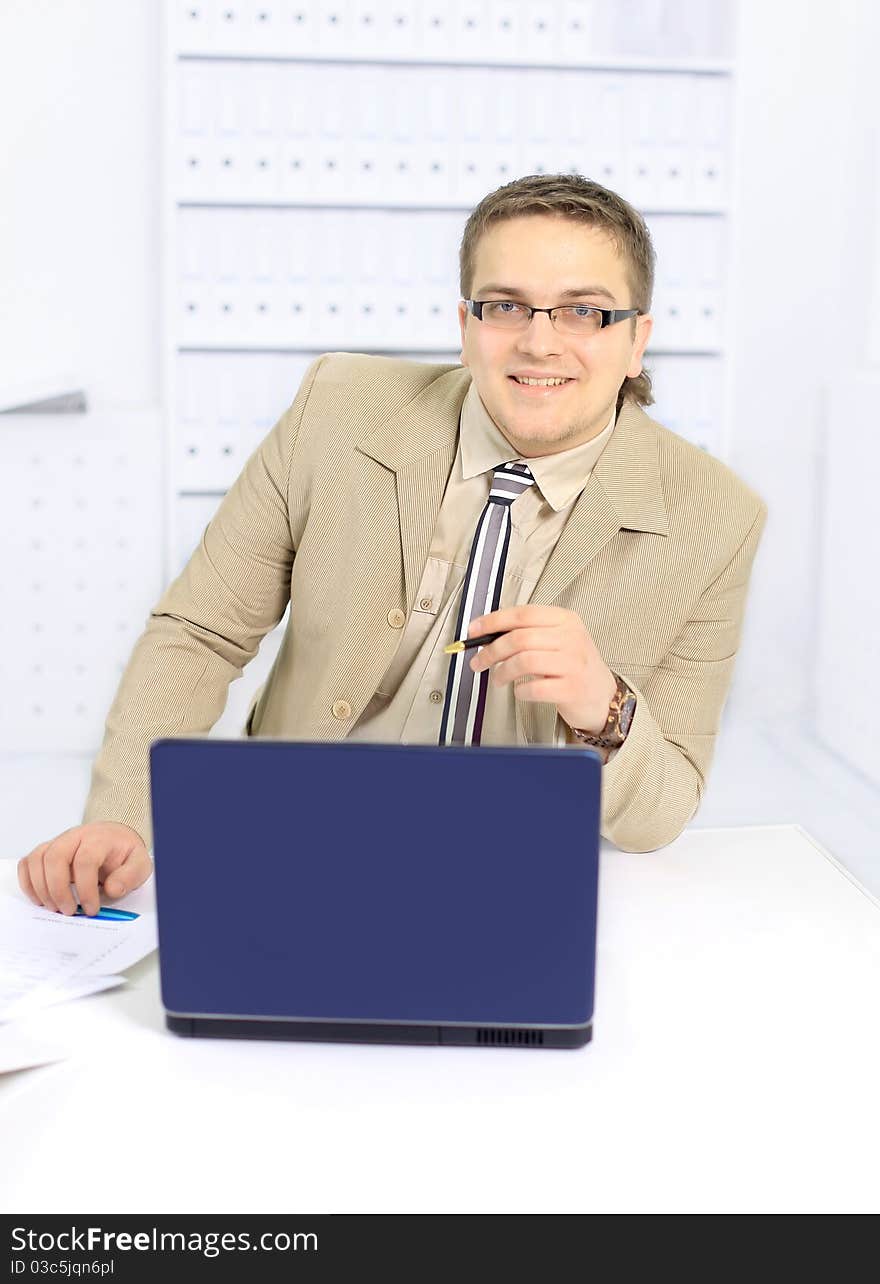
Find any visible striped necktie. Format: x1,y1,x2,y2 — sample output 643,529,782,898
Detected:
438,461,536,746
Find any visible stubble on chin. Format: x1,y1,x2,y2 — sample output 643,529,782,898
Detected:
505,419,583,449
486,391,587,453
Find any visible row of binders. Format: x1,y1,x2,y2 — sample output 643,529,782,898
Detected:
173,349,724,494
175,207,726,351
172,0,734,64
177,63,729,209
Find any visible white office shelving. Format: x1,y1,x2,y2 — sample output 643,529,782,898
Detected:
0,410,166,753
172,1,733,66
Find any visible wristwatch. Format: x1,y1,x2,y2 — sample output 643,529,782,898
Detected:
570,673,637,750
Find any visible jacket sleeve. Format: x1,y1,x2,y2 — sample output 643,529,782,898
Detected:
81,354,328,850
599,499,768,853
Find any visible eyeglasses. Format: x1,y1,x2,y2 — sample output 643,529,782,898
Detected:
464,299,639,336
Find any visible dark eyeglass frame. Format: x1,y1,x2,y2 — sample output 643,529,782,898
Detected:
464,299,640,328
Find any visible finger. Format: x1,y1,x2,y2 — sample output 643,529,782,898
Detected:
470,626,563,671
44,833,86,914
70,847,111,917
490,650,568,687
17,855,45,908
469,606,565,637
25,841,64,912
95,845,130,899
511,677,561,702
99,845,153,900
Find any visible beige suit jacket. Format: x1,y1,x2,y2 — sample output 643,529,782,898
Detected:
82,352,768,853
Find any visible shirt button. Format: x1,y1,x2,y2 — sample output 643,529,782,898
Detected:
387,608,406,628
429,690,443,703
419,596,433,610
332,700,352,719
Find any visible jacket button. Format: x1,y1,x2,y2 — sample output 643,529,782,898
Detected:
429,690,443,703
419,597,433,610
387,608,406,628
332,700,352,719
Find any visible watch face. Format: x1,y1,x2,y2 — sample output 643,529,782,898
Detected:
618,695,636,738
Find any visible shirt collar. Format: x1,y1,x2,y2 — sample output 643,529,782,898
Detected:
459,378,617,512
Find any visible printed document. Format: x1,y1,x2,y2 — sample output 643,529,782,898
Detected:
0,873,157,1024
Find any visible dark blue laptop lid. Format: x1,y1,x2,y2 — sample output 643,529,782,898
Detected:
149,738,601,1029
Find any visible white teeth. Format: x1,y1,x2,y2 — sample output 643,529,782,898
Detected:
513,376,570,387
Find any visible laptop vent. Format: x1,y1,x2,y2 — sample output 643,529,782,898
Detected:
476,1028,544,1046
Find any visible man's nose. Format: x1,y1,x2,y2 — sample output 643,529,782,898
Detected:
515,311,563,356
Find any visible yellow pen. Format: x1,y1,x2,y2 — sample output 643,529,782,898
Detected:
443,630,506,655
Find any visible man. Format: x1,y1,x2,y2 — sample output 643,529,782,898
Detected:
18,174,767,915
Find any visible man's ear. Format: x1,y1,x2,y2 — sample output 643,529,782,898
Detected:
457,300,469,365
627,313,653,378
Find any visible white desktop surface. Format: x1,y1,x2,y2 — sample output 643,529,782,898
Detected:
2,824,879,1215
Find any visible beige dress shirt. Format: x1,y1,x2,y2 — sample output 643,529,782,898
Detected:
347,380,619,755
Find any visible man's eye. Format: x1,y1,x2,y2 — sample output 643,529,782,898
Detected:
571,306,596,317
496,301,521,313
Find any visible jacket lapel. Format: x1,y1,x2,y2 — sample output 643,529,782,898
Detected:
517,397,669,743
356,366,468,611
529,396,669,607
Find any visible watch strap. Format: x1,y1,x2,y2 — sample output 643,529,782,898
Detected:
570,674,637,749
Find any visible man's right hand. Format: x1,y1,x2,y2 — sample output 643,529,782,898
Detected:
17,822,153,917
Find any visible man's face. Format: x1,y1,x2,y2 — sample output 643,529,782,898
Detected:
458,215,653,458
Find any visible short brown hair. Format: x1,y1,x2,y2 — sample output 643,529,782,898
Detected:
459,173,656,409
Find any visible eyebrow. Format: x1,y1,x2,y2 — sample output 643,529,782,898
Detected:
475,283,618,304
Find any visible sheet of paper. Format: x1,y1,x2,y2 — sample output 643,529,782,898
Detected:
0,879,157,1023
2,975,126,1025
0,1026,67,1075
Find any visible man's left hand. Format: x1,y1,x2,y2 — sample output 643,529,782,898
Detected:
467,606,617,735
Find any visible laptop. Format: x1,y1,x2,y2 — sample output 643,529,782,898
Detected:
149,737,602,1050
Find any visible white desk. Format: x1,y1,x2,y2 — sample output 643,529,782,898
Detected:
2,824,879,1215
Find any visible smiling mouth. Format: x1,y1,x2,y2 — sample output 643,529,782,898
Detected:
508,375,575,390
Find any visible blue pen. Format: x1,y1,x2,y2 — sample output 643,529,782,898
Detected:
73,905,140,921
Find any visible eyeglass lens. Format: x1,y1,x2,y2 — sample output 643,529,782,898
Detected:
479,301,603,334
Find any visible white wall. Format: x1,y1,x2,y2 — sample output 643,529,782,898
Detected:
0,0,160,408
726,0,878,720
